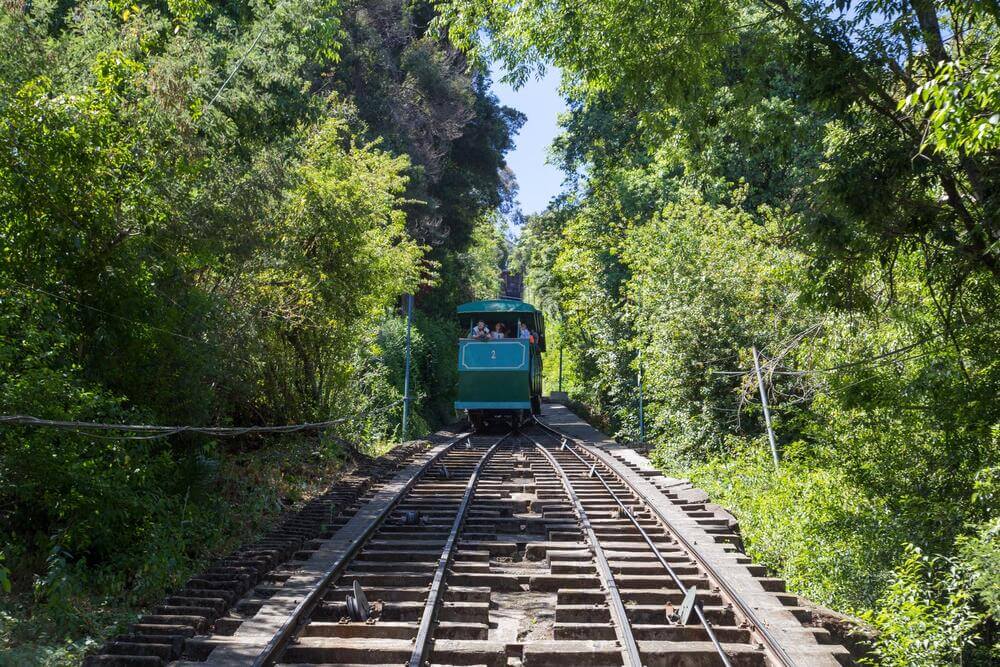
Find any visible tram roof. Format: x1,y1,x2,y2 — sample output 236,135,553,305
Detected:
457,299,540,315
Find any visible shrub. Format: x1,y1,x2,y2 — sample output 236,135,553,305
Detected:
673,438,899,610
861,545,981,666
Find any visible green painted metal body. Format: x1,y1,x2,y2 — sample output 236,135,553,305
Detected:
455,300,544,415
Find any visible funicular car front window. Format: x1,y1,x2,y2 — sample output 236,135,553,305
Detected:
463,317,537,342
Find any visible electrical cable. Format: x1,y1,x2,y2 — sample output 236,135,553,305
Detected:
7,278,202,343
0,399,404,440
767,332,945,375
708,331,947,377
203,0,285,112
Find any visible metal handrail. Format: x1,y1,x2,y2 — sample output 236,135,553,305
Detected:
532,419,735,667
526,434,644,667
408,432,511,666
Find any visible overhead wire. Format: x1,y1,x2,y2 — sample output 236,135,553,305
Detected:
632,330,961,429
7,278,202,344
205,32,267,111
203,0,285,112
0,399,405,440
707,331,947,378
766,332,945,376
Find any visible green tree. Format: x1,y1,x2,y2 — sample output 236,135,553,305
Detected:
466,0,1000,658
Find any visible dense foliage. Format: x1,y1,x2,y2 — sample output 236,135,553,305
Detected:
451,0,999,661
0,0,516,659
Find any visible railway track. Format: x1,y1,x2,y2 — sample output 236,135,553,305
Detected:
86,405,855,667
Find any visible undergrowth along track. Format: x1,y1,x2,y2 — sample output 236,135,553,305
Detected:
82,433,459,667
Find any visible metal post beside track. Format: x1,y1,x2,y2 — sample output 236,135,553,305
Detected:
559,343,563,393
402,293,414,443
752,345,779,468
637,286,645,444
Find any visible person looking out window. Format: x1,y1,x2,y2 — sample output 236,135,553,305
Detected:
471,320,490,340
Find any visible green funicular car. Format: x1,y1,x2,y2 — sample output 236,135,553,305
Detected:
455,299,545,430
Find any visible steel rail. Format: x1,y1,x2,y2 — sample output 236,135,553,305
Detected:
526,433,644,667
531,423,732,666
248,431,473,667
533,417,794,667
408,432,511,667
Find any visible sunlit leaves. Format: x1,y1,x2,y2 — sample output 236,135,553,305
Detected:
438,0,741,106
957,514,1000,620
901,55,1000,156
462,213,507,300
165,0,210,24
271,115,423,327
93,50,146,96
860,545,982,666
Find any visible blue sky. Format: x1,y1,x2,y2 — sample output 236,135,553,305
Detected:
490,67,567,217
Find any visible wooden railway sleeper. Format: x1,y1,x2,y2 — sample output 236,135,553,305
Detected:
526,432,644,667
538,420,735,666
408,431,511,667
536,416,796,667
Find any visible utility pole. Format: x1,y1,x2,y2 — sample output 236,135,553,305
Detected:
402,294,413,443
637,287,645,445
558,341,564,393
556,311,565,394
638,349,645,445
752,345,779,468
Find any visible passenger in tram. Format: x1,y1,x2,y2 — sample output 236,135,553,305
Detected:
471,320,491,341
491,323,507,339
518,322,531,339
